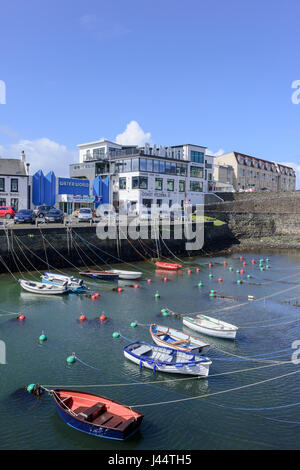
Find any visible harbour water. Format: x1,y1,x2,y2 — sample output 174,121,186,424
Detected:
1,252,300,450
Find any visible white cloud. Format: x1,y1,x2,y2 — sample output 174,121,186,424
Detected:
115,121,151,146
206,148,225,157
0,138,76,176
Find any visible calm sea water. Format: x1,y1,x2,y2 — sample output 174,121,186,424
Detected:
1,252,300,450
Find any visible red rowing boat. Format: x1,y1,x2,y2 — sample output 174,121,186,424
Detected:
155,262,182,270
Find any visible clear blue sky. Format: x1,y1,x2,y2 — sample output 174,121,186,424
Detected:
0,0,300,178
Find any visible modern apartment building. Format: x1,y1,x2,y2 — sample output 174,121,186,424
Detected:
214,151,296,192
70,139,215,213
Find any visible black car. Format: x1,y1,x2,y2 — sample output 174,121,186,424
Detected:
14,209,36,225
44,209,64,224
34,205,55,218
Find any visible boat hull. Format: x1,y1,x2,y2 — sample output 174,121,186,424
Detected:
109,270,142,280
79,271,119,281
183,317,237,339
124,342,211,376
19,280,68,295
155,262,182,270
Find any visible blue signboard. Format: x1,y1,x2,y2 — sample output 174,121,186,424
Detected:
58,177,90,196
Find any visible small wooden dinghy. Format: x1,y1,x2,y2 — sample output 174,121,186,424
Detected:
108,269,142,280
18,279,69,295
79,270,119,281
42,272,87,293
183,315,238,340
155,262,182,270
149,324,210,354
124,341,211,376
51,389,143,440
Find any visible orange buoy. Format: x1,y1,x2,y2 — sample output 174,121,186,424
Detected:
79,314,86,321
223,261,227,266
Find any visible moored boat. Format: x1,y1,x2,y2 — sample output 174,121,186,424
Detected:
183,315,238,340
108,269,142,280
79,270,119,281
124,341,211,376
51,389,143,440
18,279,69,295
42,272,87,292
149,323,210,354
155,262,182,270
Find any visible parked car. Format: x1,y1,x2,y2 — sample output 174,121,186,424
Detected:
14,209,36,224
34,205,55,218
78,207,93,223
0,206,17,219
44,209,64,224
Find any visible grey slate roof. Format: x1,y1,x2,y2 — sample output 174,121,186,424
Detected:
0,158,28,176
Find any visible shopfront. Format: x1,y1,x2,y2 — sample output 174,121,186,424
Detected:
56,177,91,214
58,194,96,214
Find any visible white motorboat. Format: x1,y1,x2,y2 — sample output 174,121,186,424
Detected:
183,315,238,340
18,279,69,295
42,272,87,292
108,269,142,280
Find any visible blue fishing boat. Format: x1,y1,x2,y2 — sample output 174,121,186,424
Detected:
124,341,211,376
79,270,119,281
42,272,87,293
51,389,143,440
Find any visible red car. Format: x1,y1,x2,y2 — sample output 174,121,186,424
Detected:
0,206,17,219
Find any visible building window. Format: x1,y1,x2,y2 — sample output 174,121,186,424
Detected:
190,166,203,178
157,199,162,207
142,198,152,208
179,180,185,192
190,151,204,163
11,178,18,192
159,161,165,173
119,177,126,190
0,178,5,192
123,159,132,172
167,179,174,191
140,158,147,172
132,176,148,189
10,198,19,211
147,159,153,172
132,158,139,171
154,160,160,173
155,178,163,190
0,198,6,206
190,181,203,192
93,147,105,160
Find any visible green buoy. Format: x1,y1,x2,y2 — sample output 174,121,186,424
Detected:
209,274,213,278
130,322,137,328
155,292,160,298
247,274,251,279
236,270,240,274
112,332,120,339
66,355,76,364
229,267,233,272
39,333,47,342
260,267,265,271
198,282,203,287
237,279,243,284
162,311,168,317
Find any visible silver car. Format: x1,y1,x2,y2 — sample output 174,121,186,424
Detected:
78,208,93,223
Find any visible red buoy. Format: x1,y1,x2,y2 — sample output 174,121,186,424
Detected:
134,284,139,288
240,269,245,275
218,278,223,283
99,315,107,322
251,259,255,264
196,268,200,272
18,314,25,321
147,278,152,283
187,269,192,274
79,314,86,321
240,256,243,260
208,263,212,268
223,261,227,266
95,293,100,298
117,287,123,293
243,262,246,266
91,295,96,300
163,277,168,282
